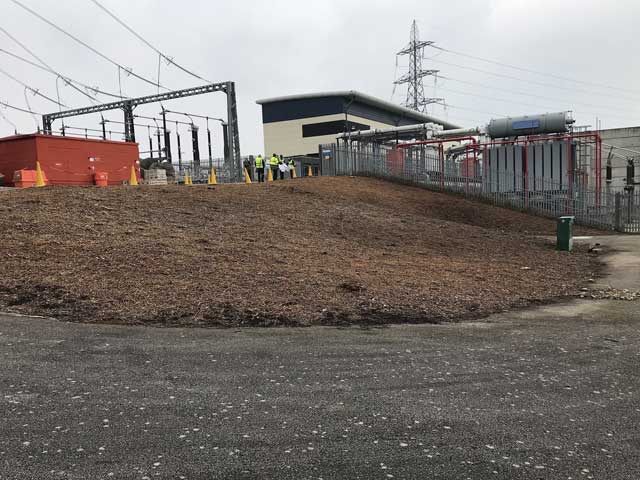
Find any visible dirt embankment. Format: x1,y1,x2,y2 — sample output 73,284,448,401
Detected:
0,177,601,327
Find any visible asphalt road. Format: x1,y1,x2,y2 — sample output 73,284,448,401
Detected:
1,237,640,480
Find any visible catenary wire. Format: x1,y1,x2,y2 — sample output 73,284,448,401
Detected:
429,45,640,96
0,100,43,115
0,25,101,102
434,85,637,123
0,44,124,100
0,108,18,131
9,0,169,91
437,74,639,117
88,0,211,84
427,57,640,103
0,66,67,107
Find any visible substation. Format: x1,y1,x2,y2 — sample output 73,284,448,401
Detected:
0,82,241,186
316,110,640,233
0,8,638,233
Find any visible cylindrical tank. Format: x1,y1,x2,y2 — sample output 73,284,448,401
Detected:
487,112,574,139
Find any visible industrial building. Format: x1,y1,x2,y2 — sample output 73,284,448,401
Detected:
256,91,459,158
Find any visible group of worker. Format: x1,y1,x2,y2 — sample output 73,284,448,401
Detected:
247,154,296,182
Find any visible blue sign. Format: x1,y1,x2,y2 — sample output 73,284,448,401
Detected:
512,119,540,130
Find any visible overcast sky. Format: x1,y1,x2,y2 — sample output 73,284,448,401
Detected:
1,0,639,158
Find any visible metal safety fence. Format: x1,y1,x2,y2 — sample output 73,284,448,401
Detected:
321,142,640,233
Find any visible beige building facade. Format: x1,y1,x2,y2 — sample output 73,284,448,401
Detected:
256,91,459,158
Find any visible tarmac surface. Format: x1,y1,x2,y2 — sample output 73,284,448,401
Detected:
1,236,639,479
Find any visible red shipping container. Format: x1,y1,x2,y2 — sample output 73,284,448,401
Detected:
0,134,139,187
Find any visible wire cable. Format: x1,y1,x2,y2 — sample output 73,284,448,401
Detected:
0,66,67,107
436,102,504,118
22,87,40,127
429,45,640,96
0,25,101,102
0,100,43,115
88,0,212,84
437,74,639,117
9,0,168,91
435,84,637,123
427,57,640,103
0,108,18,132
0,45,125,100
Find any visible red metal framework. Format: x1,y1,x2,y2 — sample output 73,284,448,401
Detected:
395,132,603,207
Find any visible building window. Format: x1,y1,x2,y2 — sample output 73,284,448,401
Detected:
302,120,370,138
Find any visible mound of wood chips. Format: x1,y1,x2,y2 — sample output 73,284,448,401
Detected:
0,177,601,327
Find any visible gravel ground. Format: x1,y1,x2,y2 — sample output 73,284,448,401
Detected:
0,177,600,326
1,296,639,480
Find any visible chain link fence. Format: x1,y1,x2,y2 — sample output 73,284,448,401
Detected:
322,142,640,233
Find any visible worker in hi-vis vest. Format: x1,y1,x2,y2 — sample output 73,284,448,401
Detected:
269,154,280,181
255,154,265,183
288,158,296,179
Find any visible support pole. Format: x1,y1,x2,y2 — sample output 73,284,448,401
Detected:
123,102,136,142
225,81,241,181
191,125,200,173
162,107,172,163
567,139,573,214
176,121,182,170
156,128,162,160
148,126,153,159
206,118,213,170
222,122,229,166
439,143,444,190
524,140,529,208
42,116,52,135
465,144,470,195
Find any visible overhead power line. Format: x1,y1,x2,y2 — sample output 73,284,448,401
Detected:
428,57,640,103
9,0,169,91
435,102,504,119
438,74,639,117
0,46,124,100
0,108,18,132
0,25,100,103
429,45,640,97
88,0,211,84
0,100,43,115
0,66,67,107
434,85,636,123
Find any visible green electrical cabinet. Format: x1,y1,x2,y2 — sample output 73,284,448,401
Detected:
557,216,575,252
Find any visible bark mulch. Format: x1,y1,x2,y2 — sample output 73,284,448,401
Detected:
0,177,602,327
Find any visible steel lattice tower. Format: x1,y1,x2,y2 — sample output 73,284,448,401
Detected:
394,20,444,113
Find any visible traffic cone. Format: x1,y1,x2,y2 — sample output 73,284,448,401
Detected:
35,161,46,187
307,165,313,177
129,165,139,186
267,168,273,182
291,165,297,179
244,168,252,184
208,168,217,185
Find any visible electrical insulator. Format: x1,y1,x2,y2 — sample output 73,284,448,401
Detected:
627,159,635,187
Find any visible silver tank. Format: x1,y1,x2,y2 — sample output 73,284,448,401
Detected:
487,112,574,139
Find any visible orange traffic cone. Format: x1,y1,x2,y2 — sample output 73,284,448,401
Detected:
244,168,252,184
307,165,313,177
208,168,217,185
267,168,274,182
35,161,47,187
129,165,139,186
